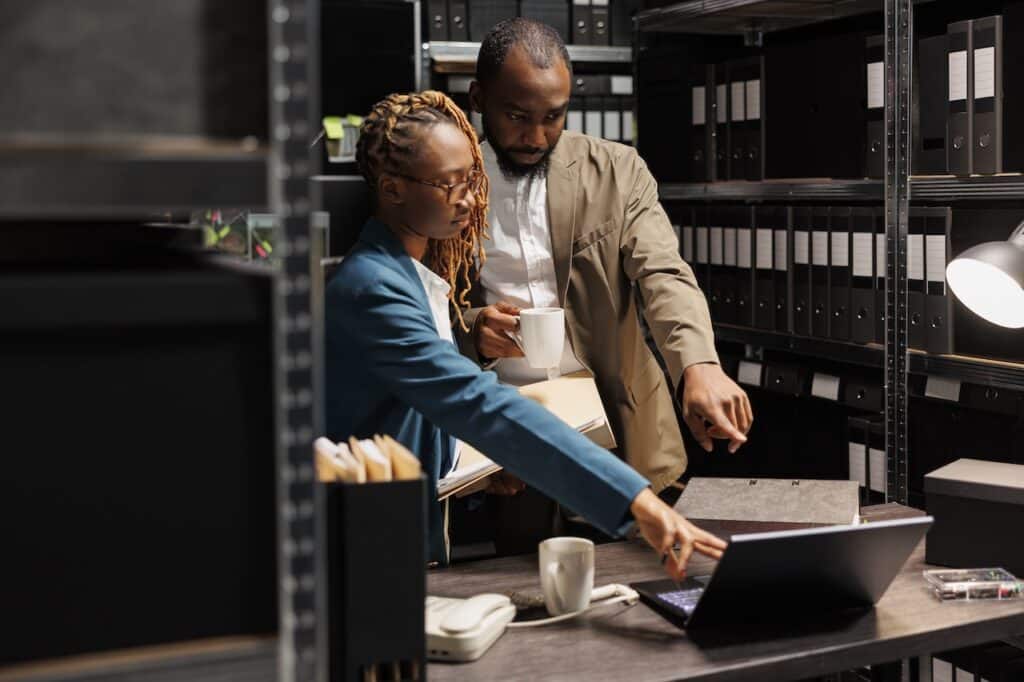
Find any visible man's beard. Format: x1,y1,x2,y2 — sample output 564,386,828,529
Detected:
482,115,556,180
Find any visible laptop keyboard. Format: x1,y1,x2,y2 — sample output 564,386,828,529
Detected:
656,586,704,615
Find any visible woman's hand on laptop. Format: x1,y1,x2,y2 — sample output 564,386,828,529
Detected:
630,488,727,581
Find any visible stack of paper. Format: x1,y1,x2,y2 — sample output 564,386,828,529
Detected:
437,371,614,500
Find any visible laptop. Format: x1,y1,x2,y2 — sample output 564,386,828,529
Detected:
631,516,933,628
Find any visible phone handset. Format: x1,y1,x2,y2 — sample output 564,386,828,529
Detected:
440,593,512,633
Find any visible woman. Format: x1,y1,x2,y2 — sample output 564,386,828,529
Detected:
325,90,725,576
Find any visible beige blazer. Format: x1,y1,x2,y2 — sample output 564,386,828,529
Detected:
459,131,719,492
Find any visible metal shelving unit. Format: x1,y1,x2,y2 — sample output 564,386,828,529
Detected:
715,323,885,368
909,352,1024,393
426,40,632,66
911,174,1024,201
660,179,883,202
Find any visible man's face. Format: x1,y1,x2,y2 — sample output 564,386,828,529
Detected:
470,45,571,178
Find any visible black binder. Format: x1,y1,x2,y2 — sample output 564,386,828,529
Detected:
874,209,887,345
847,416,871,504
610,0,636,46
591,0,610,45
584,96,603,137
449,0,470,40
715,62,731,181
708,211,728,323
681,219,695,275
829,207,853,342
923,206,954,354
694,212,711,297
792,207,813,337
851,207,876,344
730,56,764,181
566,97,584,133
728,64,747,181
914,34,949,174
865,35,885,178
735,210,754,327
572,0,590,44
973,15,1003,175
469,0,516,41
427,0,449,40
773,207,792,334
947,20,973,176
519,0,571,44
908,208,927,351
754,206,776,330
690,65,710,182
811,207,831,339
601,95,621,141
621,95,635,145
722,216,740,325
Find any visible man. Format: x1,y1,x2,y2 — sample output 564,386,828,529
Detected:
456,18,753,520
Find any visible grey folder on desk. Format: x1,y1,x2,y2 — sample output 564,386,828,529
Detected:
677,477,861,527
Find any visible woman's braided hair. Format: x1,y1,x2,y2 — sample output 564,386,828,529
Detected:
356,90,489,330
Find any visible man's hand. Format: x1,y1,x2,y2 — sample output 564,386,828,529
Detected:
484,471,526,496
474,301,525,360
630,488,726,581
680,363,753,454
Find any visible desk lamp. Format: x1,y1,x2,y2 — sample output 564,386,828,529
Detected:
946,219,1024,329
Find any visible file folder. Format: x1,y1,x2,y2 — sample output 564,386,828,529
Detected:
924,207,954,354
847,416,870,504
793,207,813,337
915,34,949,174
908,209,927,351
427,0,449,40
621,96,635,145
723,221,739,326
773,207,792,334
729,67,747,180
566,98,584,133
865,35,885,178
851,207,877,344
602,96,621,141
709,216,727,323
690,65,709,182
591,0,610,45
874,210,887,345
681,221,695,270
754,206,776,330
735,212,754,327
829,207,853,342
520,0,571,43
728,57,764,180
572,0,591,44
947,20,973,176
694,213,711,295
715,62,731,181
584,97,603,137
449,0,470,40
973,15,1003,175
811,208,831,339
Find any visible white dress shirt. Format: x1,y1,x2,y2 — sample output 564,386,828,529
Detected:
410,258,460,473
479,140,585,386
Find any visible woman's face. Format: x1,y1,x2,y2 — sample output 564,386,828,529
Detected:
386,121,479,241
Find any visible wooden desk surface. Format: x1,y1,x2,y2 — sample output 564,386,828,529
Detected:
427,504,1024,682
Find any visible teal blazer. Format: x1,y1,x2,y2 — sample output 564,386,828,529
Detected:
324,218,648,563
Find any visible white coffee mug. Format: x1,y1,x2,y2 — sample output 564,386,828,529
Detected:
539,536,594,616
510,307,565,371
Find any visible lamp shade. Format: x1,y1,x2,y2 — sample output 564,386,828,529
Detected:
946,229,1024,329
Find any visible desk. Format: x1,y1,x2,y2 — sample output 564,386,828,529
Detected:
427,504,1024,681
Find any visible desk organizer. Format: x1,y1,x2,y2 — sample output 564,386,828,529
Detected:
327,477,427,681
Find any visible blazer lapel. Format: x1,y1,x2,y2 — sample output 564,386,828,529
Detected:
547,139,580,305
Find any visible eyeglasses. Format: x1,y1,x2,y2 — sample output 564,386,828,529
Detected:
391,169,484,205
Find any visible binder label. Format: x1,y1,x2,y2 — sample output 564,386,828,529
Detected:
831,232,850,267
696,226,709,263
949,50,968,101
975,46,995,99
875,234,887,277
932,659,953,682
692,86,706,126
848,442,867,487
745,80,761,120
756,229,773,269
738,361,762,387
869,448,887,495
926,235,947,283
795,231,810,265
716,84,727,123
774,230,788,271
682,226,695,263
925,375,961,402
811,373,841,401
908,234,924,281
867,61,884,109
853,233,874,277
812,231,829,266
710,226,724,265
623,111,634,143
731,81,745,122
603,110,621,141
737,228,752,268
610,75,634,96
585,111,603,136
724,228,737,266
567,110,584,133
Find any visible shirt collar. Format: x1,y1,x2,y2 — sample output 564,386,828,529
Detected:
410,258,451,295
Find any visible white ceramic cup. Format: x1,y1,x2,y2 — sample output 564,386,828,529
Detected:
538,536,594,616
512,307,565,371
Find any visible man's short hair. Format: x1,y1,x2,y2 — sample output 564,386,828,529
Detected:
475,18,572,85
